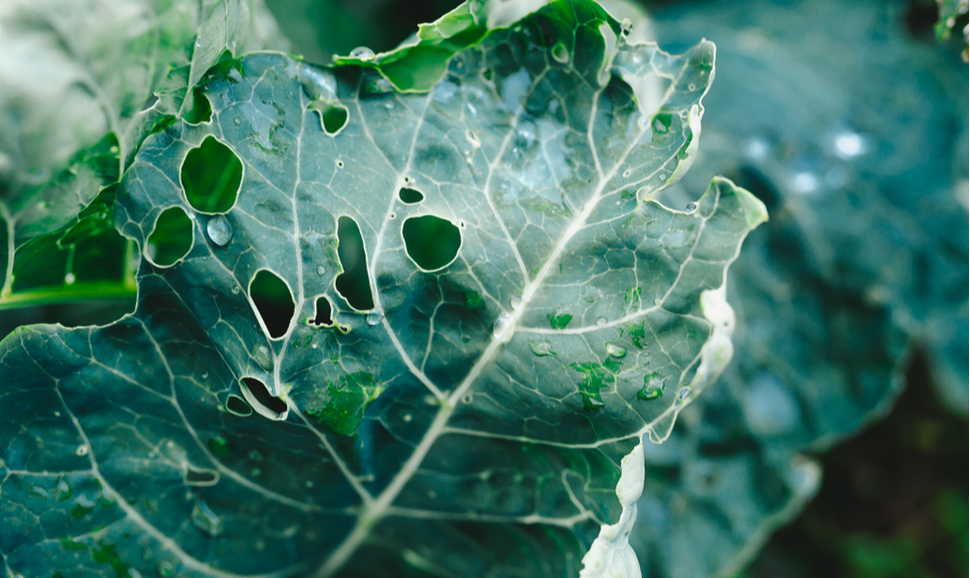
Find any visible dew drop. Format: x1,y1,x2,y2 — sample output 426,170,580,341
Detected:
232,117,242,126
76,444,89,456
460,334,471,343
493,311,514,342
638,116,650,129
684,202,698,214
231,285,241,294
606,343,627,358
639,373,666,400
384,101,395,110
659,172,668,181
349,46,376,61
316,265,327,276
678,387,691,400
191,500,223,536
510,296,523,310
529,341,556,357
201,371,209,381
465,130,481,149
461,393,474,404
596,317,608,326
253,344,273,370
833,131,867,158
157,560,176,577
206,215,232,247
582,394,606,411
366,311,383,326
551,42,570,63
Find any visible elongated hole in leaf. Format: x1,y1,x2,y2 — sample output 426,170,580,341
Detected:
225,395,253,416
181,136,242,213
309,102,349,135
309,296,333,326
184,87,212,124
184,468,219,487
335,216,374,310
240,377,288,419
402,215,461,271
146,207,193,267
398,187,424,204
250,270,295,339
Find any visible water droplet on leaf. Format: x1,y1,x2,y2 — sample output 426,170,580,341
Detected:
316,265,326,276
529,341,556,357
253,344,273,370
684,202,698,214
510,296,523,310
606,343,627,358
349,46,376,61
191,500,223,536
551,43,570,63
366,311,383,326
157,560,176,577
493,311,514,342
206,215,232,246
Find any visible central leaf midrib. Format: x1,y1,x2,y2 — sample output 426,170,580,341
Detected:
313,62,665,574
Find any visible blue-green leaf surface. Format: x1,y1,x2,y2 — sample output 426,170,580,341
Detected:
0,1,767,576
629,0,969,576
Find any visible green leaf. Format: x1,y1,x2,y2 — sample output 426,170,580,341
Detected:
0,1,766,575
629,0,969,576
0,0,289,309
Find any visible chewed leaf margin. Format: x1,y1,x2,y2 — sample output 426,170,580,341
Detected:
0,1,768,577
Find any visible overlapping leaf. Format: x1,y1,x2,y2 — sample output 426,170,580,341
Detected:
628,0,969,576
0,0,288,309
0,1,767,576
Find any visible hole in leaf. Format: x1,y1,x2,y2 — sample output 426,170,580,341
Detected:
240,377,288,420
184,468,219,487
402,215,461,271
398,188,424,204
141,93,159,111
250,270,295,339
309,296,333,326
225,394,253,416
184,87,212,124
146,206,193,267
335,216,374,311
181,136,242,213
309,102,349,135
